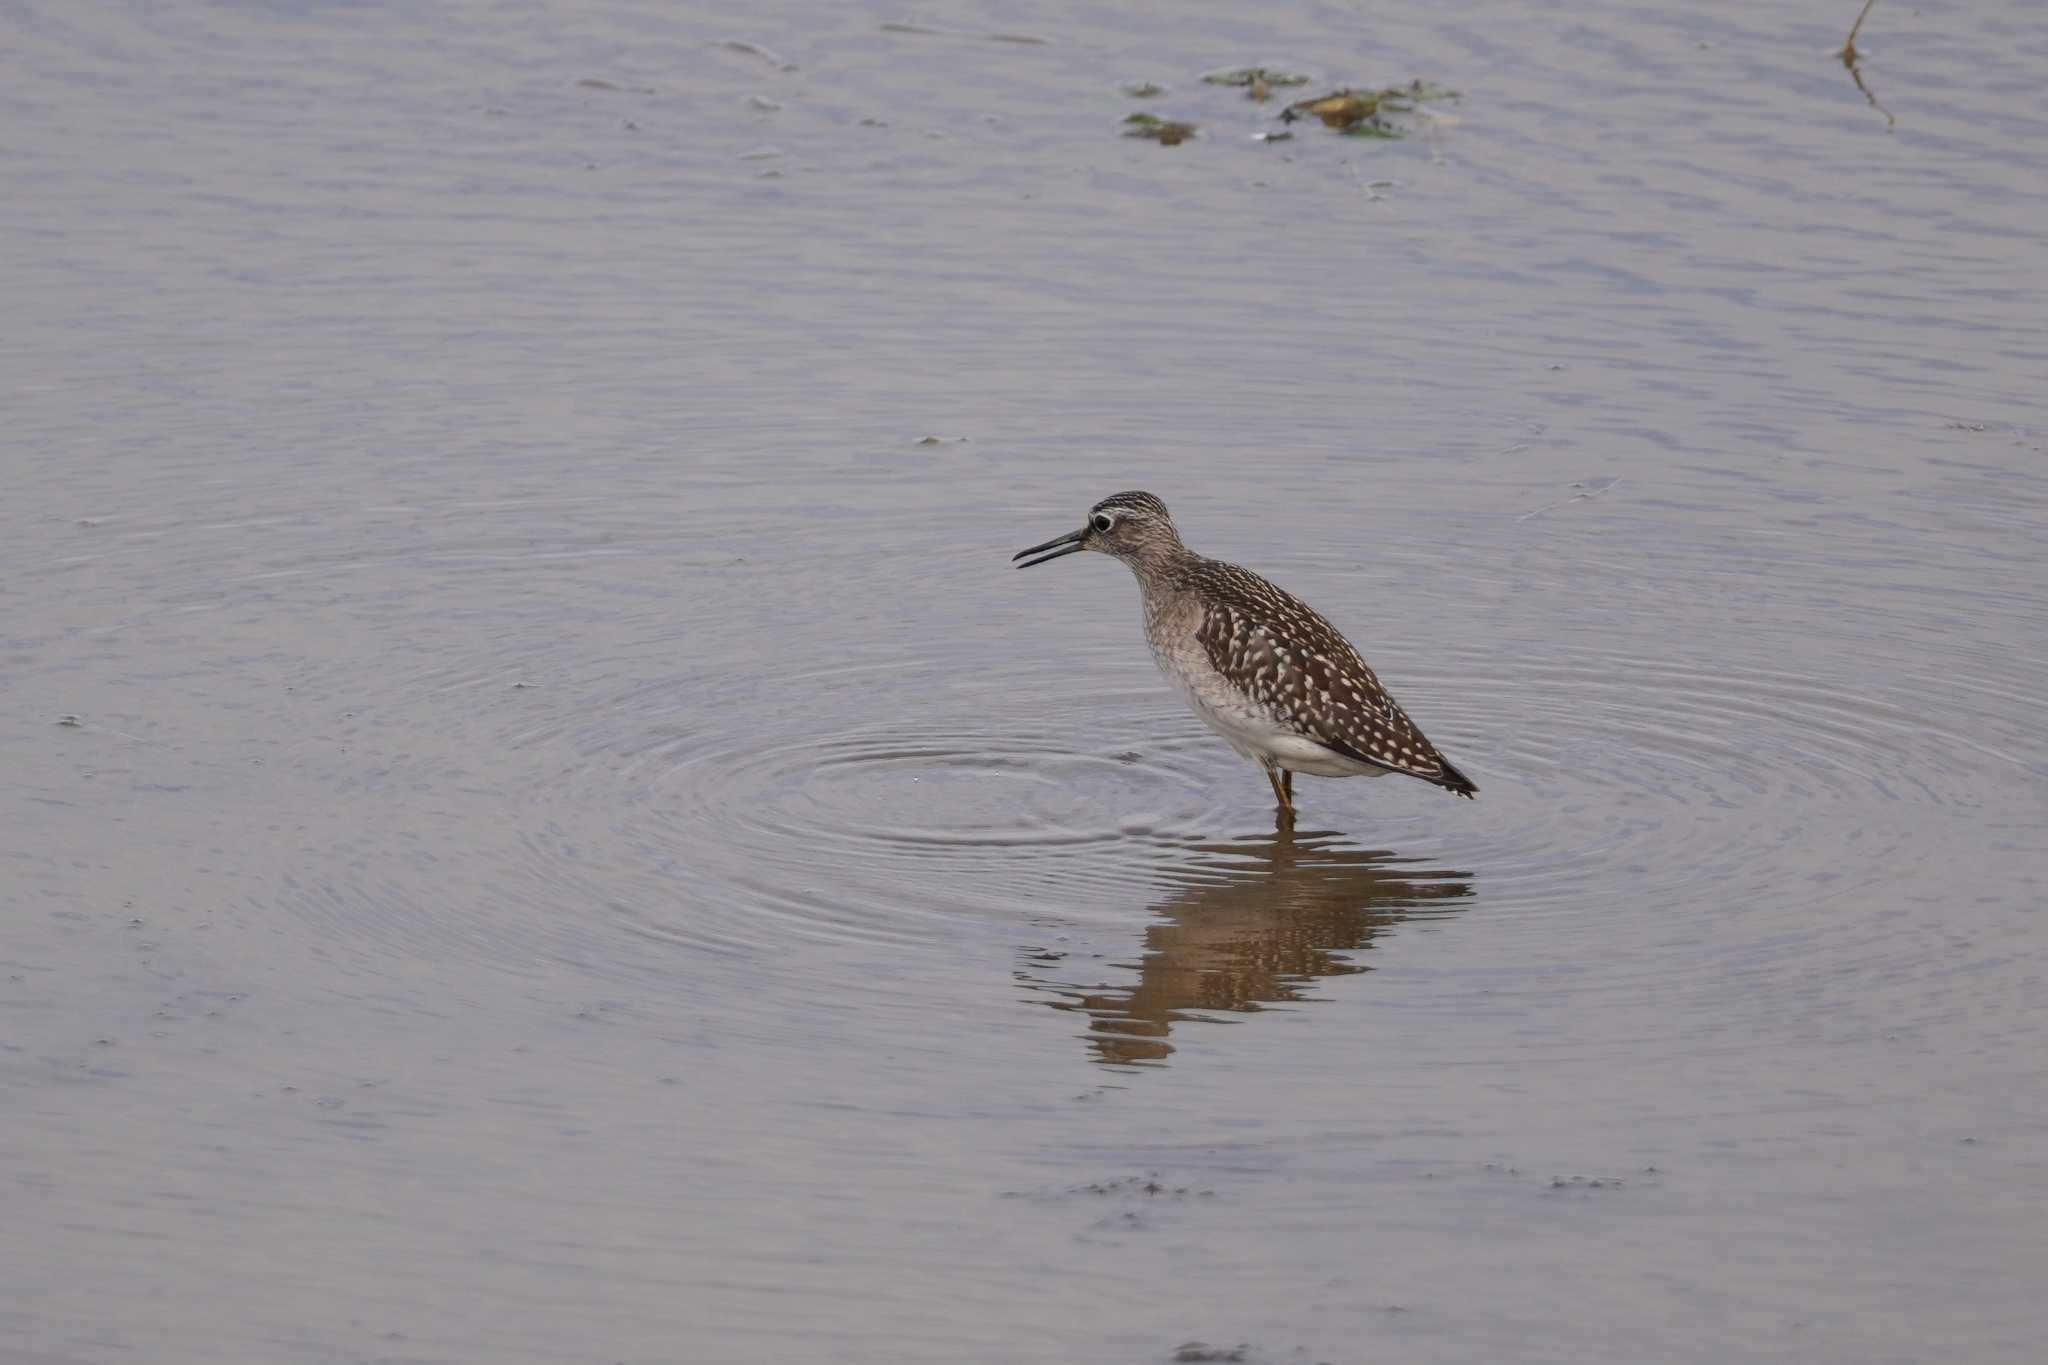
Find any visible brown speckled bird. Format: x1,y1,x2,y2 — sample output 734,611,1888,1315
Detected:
1014,490,1475,823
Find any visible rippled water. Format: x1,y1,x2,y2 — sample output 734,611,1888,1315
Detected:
5,1,2047,1362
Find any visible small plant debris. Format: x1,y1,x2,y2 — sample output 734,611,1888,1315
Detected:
1291,91,1377,129
1117,69,1453,146
1172,1345,1248,1364
1281,81,1456,137
1078,1174,1204,1197
1202,66,1310,102
1837,0,1894,128
1001,1172,1216,1201
1839,0,1876,66
1124,112,1197,145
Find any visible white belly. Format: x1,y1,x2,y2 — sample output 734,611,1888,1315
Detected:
1154,640,1389,780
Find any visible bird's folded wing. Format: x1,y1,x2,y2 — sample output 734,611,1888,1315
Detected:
1193,584,1471,792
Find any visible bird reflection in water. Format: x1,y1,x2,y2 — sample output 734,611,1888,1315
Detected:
1019,828,1474,1066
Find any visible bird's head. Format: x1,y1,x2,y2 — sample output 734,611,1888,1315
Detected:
1013,490,1183,570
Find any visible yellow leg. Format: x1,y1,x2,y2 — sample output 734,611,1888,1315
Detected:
1265,766,1297,824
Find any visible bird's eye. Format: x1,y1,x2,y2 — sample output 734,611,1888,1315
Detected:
1091,513,1115,533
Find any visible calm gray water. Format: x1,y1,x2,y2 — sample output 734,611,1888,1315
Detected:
5,2,2046,1362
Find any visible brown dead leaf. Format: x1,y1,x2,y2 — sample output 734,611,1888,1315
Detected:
1299,92,1378,128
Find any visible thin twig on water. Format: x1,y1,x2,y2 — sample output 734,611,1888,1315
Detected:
1839,0,1878,63
1838,0,1895,129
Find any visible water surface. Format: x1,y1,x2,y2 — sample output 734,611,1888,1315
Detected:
4,2,2046,1362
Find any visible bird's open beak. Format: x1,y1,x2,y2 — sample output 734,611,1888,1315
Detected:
1012,526,1088,569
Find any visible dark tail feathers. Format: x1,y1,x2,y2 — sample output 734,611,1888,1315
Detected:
1432,755,1479,800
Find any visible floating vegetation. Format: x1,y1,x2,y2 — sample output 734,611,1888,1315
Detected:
1837,0,1894,129
1119,68,1453,147
1201,66,1310,102
1171,1345,1248,1364
1123,112,1197,145
1281,81,1457,137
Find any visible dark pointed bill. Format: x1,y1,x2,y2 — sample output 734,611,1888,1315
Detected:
1012,527,1087,569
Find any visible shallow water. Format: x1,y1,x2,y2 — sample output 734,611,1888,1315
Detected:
4,1,2046,1362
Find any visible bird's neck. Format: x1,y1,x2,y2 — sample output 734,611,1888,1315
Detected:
1120,539,1199,595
